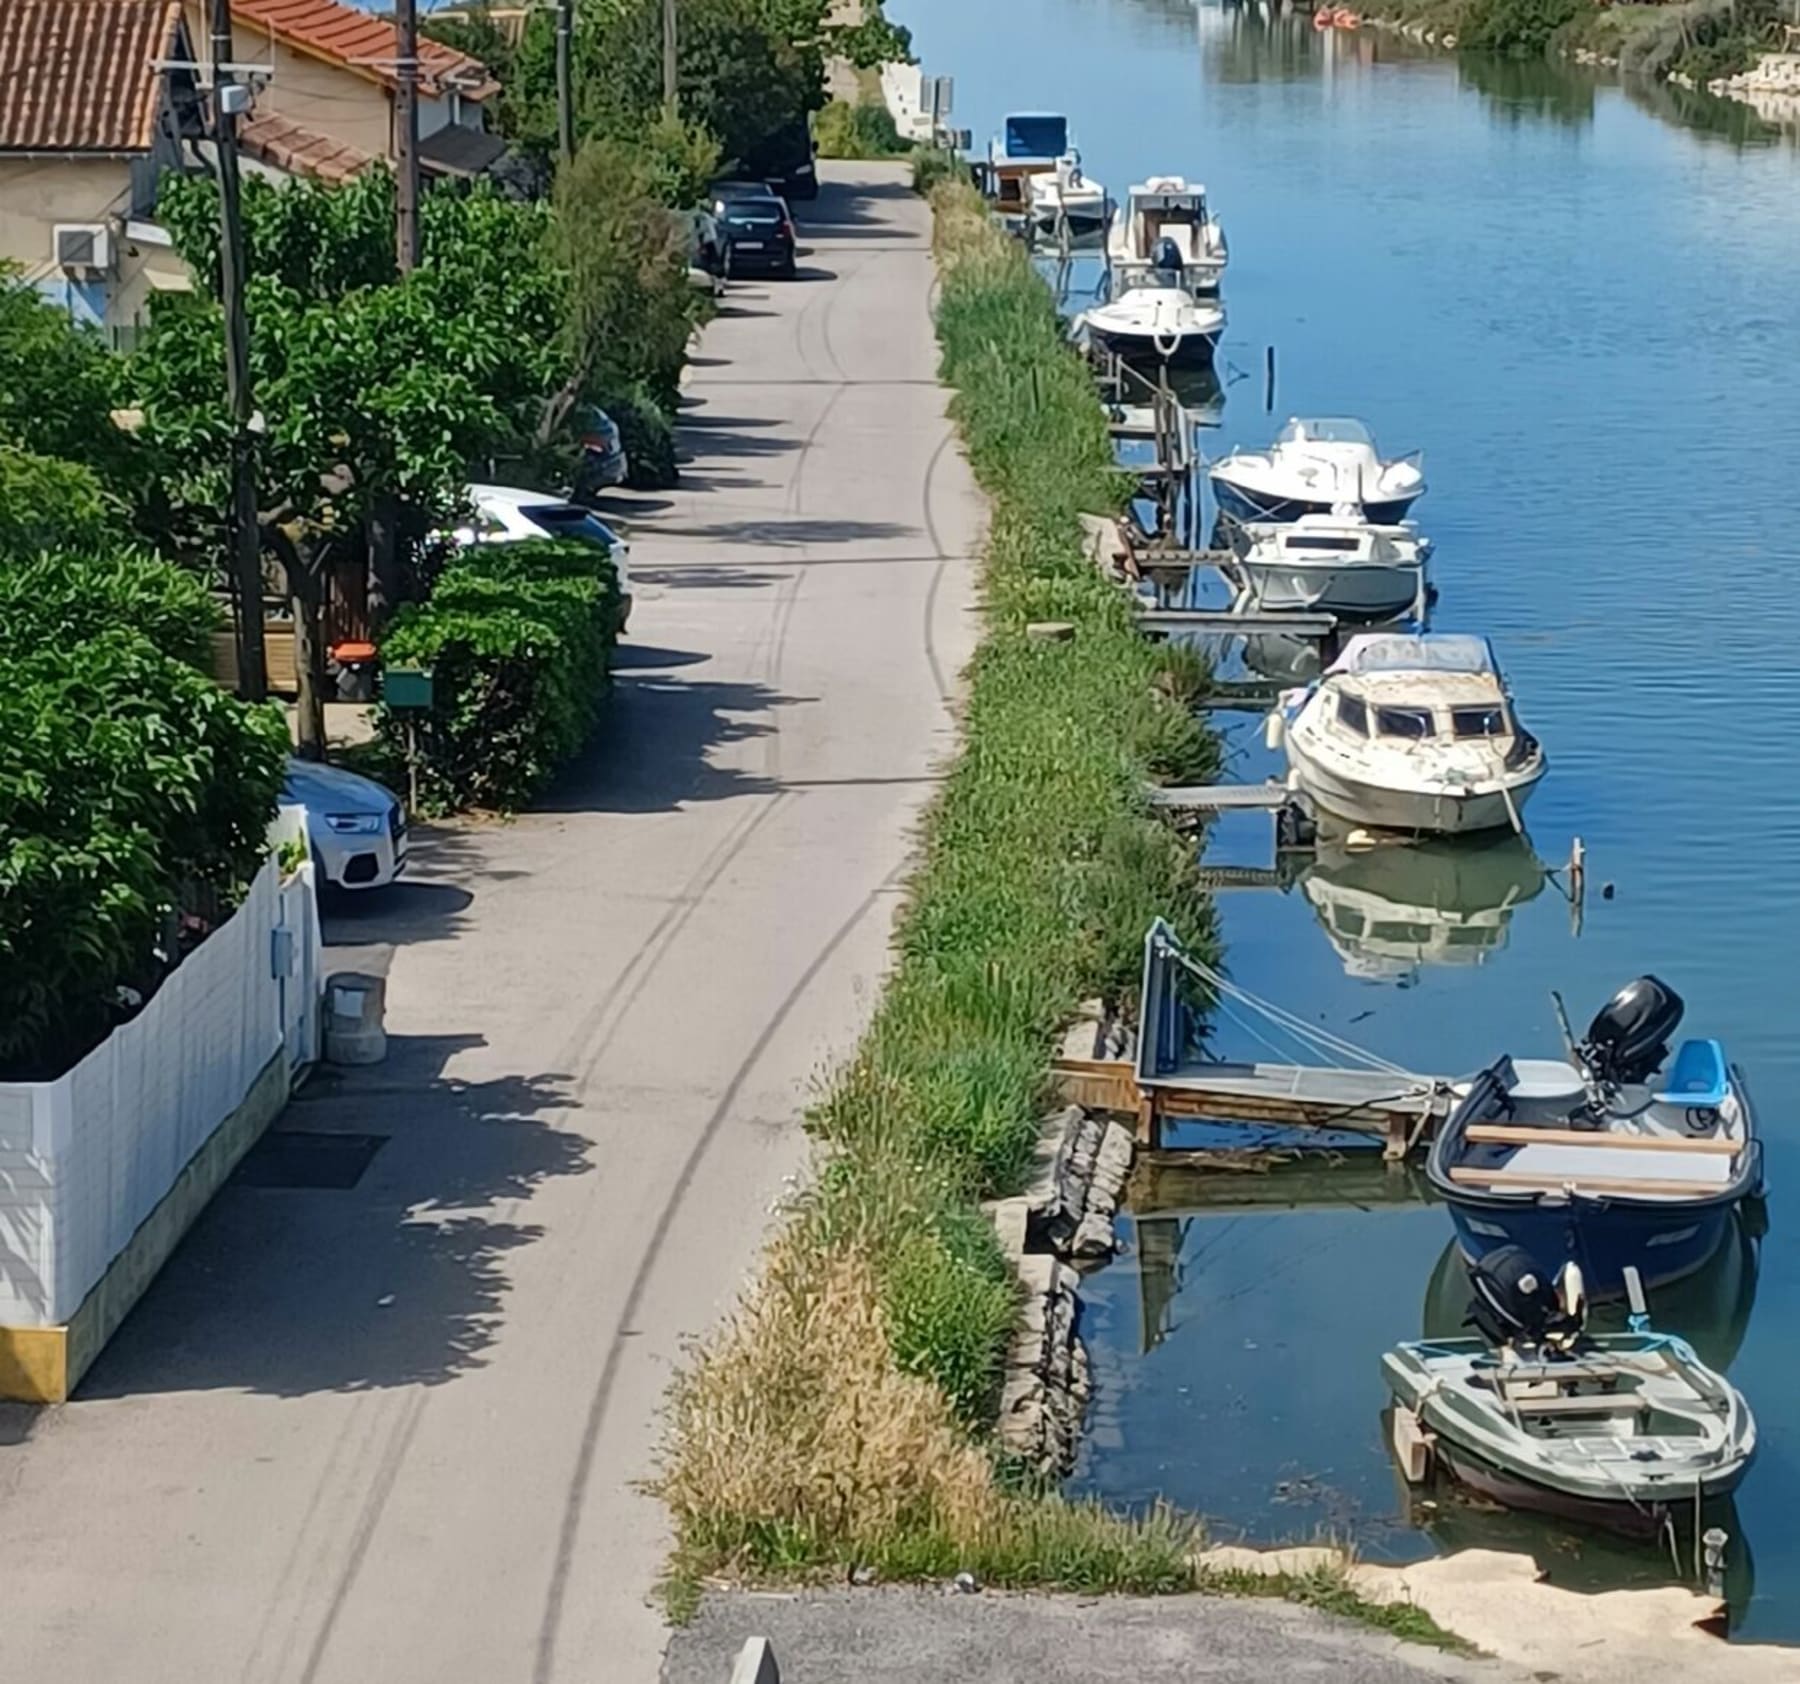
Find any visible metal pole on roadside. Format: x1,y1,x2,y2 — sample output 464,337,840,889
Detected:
556,0,575,163
395,0,421,271
209,0,266,701
662,0,678,112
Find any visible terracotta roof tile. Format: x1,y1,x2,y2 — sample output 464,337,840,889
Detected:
238,111,375,183
230,0,500,101
0,0,185,153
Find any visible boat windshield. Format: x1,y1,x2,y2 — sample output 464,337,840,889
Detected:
1336,693,1369,736
1284,533,1362,553
1376,706,1436,740
1452,705,1510,738
1279,418,1375,447
1003,115,1068,159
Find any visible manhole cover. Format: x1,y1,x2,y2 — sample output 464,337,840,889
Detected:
234,1131,388,1191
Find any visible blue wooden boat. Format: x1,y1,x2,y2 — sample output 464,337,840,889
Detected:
1427,977,1764,1296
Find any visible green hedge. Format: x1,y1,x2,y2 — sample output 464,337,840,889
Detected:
376,536,622,813
0,546,219,664
804,184,1220,1424
0,629,288,1076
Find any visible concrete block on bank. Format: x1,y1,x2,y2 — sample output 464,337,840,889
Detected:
728,1636,780,1684
1196,1544,1350,1580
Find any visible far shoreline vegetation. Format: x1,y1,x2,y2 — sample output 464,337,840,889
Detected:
1355,0,1793,86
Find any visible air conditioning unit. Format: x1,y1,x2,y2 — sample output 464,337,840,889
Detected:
54,222,114,274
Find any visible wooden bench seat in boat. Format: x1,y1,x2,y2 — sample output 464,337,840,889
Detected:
1447,1166,1730,1199
1503,1393,1649,1418
1463,1125,1740,1156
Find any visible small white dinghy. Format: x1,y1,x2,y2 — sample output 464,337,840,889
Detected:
1074,285,1224,368
1385,1249,1756,1535
1211,417,1425,525
1234,509,1430,621
1274,632,1545,836
1029,153,1107,234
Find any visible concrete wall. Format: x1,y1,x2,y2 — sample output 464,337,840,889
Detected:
0,848,321,1337
0,156,133,284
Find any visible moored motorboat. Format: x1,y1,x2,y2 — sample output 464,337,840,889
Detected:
1233,509,1430,620
986,112,1070,215
1428,975,1765,1294
1106,176,1228,295
1074,286,1225,368
1385,1247,1756,1535
1028,152,1108,233
1275,632,1546,835
1211,417,1425,524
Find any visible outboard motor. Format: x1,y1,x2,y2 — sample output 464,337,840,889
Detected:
1465,1246,1581,1353
1579,975,1684,1090
1150,234,1184,278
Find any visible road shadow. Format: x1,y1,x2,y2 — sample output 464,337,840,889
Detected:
76,1044,591,1400
798,177,914,232
629,565,789,591
540,673,794,815
609,642,710,671
678,425,801,462
645,516,918,548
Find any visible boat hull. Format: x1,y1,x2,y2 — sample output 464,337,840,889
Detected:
1213,479,1417,526
1031,192,1107,231
1447,1191,1739,1297
1240,558,1422,620
1287,749,1540,836
1082,321,1220,368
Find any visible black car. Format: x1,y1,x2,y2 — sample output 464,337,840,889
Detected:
718,197,797,279
739,118,818,203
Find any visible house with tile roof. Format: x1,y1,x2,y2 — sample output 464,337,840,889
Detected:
0,0,204,335
187,0,506,184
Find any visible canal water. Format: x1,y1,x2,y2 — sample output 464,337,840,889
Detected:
893,0,1800,1641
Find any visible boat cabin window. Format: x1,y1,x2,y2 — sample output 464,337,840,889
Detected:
1375,705,1435,740
1451,705,1509,739
1284,533,1361,553
1335,693,1369,736
1280,418,1374,447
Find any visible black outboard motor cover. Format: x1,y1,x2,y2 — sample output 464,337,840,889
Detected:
1465,1246,1576,1351
1581,975,1684,1089
1150,234,1184,274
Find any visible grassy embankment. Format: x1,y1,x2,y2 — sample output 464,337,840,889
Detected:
1366,0,1785,82
658,178,1467,1651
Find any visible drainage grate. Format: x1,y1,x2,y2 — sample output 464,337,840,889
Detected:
233,1131,388,1191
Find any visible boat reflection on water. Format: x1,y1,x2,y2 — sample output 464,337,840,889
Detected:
1298,833,1547,984
1402,1214,1762,1626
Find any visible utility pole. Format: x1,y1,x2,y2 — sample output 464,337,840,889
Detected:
662,0,677,112
394,0,420,271
556,0,574,164
209,0,266,702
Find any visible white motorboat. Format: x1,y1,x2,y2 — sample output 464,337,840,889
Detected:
1028,153,1107,233
1106,176,1228,295
1074,286,1224,368
1386,1250,1755,1535
986,112,1069,216
1273,632,1545,835
1234,509,1429,620
1211,417,1425,524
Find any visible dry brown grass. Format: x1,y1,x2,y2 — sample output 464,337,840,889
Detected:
658,1237,999,1567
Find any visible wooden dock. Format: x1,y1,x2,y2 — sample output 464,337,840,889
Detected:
1054,1055,1453,1158
1147,782,1291,812
1136,607,1338,639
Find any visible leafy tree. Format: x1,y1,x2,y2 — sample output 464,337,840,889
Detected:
0,447,115,556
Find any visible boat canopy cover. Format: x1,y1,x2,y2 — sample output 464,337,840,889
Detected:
1328,633,1497,677
1002,113,1069,160
1277,417,1375,446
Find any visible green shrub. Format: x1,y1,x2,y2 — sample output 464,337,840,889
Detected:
911,149,964,196
0,630,287,1075
1460,0,1585,53
0,447,115,556
604,381,680,489
814,99,909,160
0,547,218,663
376,536,620,813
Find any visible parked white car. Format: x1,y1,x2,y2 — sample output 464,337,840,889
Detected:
282,758,408,891
457,483,634,630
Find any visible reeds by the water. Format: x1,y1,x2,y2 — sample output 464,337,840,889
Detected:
657,178,1219,1595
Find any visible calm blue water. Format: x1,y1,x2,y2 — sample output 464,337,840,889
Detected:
895,0,1800,1639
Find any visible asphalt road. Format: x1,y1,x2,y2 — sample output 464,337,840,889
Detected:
0,163,981,1684
662,1587,1517,1684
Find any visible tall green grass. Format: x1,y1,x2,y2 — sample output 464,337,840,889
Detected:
660,176,1218,1589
